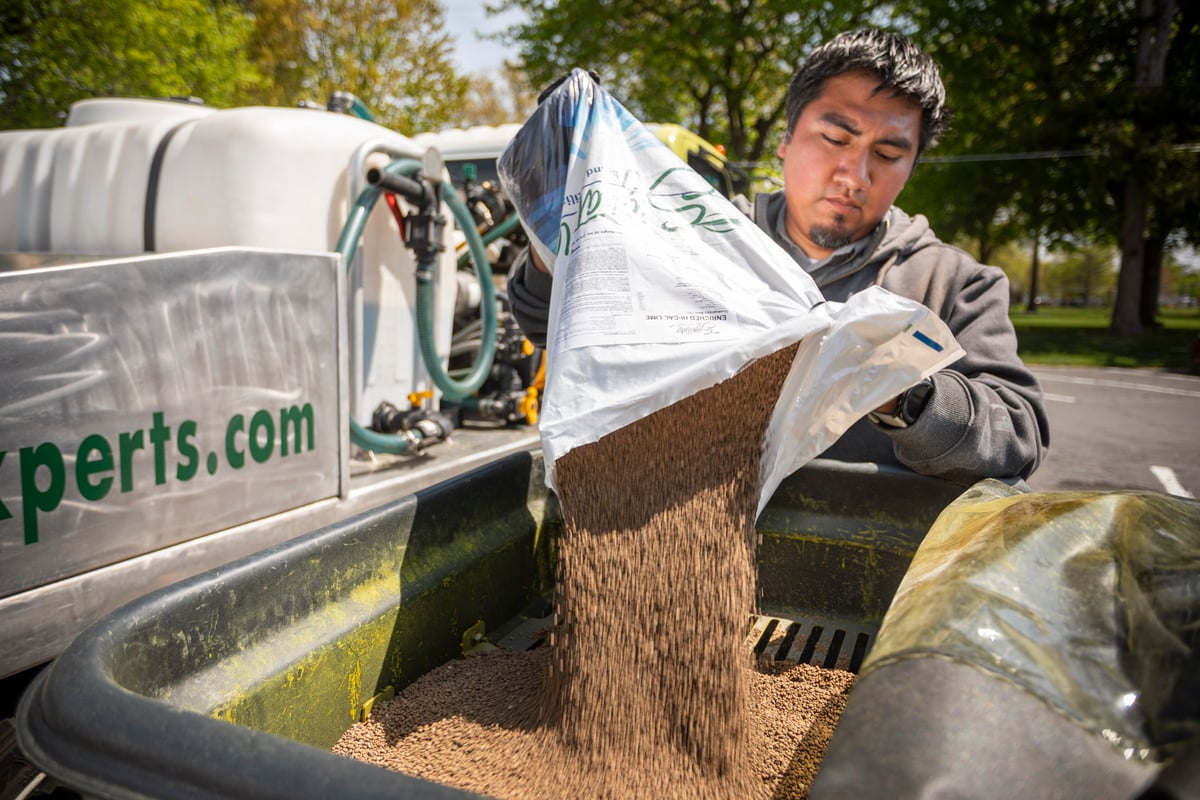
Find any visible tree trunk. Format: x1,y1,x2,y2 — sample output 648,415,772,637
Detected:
1025,230,1040,313
1110,0,1175,336
978,230,992,266
1140,234,1164,327
1111,179,1147,335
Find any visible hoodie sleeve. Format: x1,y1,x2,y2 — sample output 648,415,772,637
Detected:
880,249,1050,483
507,246,554,349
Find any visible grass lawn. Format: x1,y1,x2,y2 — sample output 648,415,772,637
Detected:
1010,306,1200,370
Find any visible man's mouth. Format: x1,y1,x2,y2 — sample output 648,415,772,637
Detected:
823,195,861,214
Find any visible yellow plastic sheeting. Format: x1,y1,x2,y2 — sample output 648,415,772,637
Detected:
862,479,1200,761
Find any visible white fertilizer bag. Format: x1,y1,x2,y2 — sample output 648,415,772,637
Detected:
498,70,963,513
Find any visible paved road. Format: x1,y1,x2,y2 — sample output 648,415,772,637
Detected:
1024,365,1200,497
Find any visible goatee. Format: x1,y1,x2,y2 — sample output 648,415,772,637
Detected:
808,219,853,251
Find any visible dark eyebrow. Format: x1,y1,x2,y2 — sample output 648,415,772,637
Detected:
821,112,861,137
820,111,914,153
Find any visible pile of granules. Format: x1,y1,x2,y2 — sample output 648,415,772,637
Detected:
334,646,854,800
335,343,854,797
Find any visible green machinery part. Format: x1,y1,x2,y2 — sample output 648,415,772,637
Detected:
336,158,498,454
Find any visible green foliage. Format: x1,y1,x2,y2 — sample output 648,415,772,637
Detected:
238,0,470,134
0,0,259,129
459,64,539,126
899,1,1124,251
979,240,1036,300
237,0,313,108
898,0,1198,325
1041,244,1118,307
493,1,1196,279
1161,250,1200,305
490,0,873,164
1,0,474,134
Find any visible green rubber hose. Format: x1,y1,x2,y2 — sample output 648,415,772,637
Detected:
457,211,523,269
348,96,374,122
337,158,497,453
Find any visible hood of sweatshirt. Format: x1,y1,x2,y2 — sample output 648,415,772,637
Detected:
759,191,941,302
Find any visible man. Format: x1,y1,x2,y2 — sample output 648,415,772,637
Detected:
507,28,1049,484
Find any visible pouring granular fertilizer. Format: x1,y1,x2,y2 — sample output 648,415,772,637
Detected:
334,343,856,799
543,343,801,792
335,70,960,800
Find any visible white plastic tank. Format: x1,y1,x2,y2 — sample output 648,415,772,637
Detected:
0,126,67,252
410,124,523,162
0,99,461,427
411,123,523,188
151,106,459,424
65,97,216,127
0,97,215,252
155,106,400,252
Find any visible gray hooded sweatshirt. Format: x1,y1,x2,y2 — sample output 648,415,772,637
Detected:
507,191,1049,485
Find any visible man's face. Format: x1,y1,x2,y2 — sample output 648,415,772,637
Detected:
776,70,922,259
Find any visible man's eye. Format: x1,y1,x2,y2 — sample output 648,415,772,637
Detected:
876,151,902,163
822,134,846,146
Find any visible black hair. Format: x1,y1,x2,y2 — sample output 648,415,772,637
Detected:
784,28,950,156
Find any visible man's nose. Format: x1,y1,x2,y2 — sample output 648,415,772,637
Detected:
834,148,871,190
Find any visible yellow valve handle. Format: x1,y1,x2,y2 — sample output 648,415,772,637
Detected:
407,390,434,408
530,345,546,392
519,387,539,425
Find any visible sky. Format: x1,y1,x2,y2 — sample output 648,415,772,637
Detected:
442,1,525,77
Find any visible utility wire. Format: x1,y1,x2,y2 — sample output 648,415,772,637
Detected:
922,149,1092,163
925,143,1200,164
732,143,1200,169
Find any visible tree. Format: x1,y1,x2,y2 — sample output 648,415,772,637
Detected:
904,0,1198,334
488,0,1200,334
981,240,1034,303
900,2,1109,285
1108,0,1177,334
490,0,872,164
239,0,470,134
0,0,259,130
1159,249,1200,307
238,0,313,107
456,62,538,126
1044,244,1117,307
900,158,1024,268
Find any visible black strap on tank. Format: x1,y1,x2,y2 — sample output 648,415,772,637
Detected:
143,120,194,252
